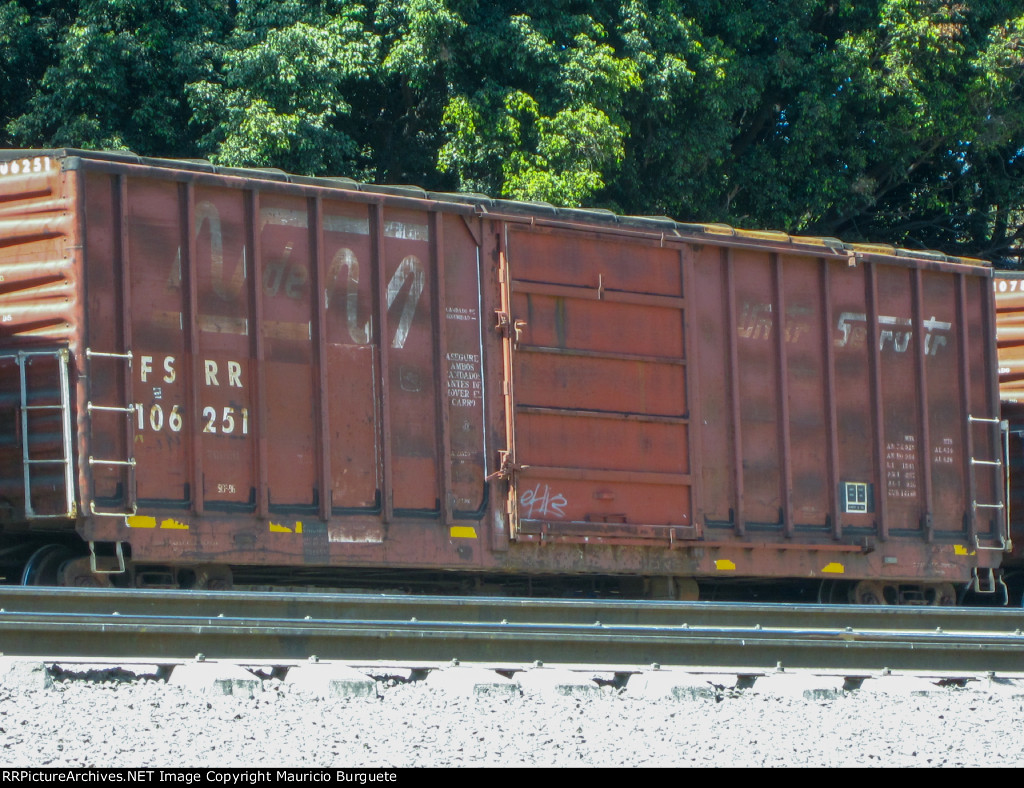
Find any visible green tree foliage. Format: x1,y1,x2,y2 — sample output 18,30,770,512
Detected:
1,0,1021,264
6,0,230,155
188,0,379,175
609,0,1024,264
435,6,638,205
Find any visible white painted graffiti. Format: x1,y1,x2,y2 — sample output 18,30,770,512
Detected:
736,302,809,343
326,247,370,344
177,201,427,349
519,484,568,520
385,256,425,349
835,312,951,355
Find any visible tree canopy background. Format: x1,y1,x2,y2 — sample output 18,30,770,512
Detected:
2,0,1021,265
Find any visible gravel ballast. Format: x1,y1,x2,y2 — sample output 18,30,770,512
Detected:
1,666,1022,767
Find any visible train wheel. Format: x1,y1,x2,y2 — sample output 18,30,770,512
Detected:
850,580,895,605
927,582,957,606
20,544,75,586
190,564,233,591
57,557,112,588
817,580,850,604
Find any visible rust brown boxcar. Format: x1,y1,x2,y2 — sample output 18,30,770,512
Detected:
0,150,1007,602
992,271,1024,571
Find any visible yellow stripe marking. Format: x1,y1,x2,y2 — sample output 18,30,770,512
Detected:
160,519,189,530
127,515,156,529
269,522,292,533
954,545,975,556
714,559,736,571
821,562,845,574
450,526,477,539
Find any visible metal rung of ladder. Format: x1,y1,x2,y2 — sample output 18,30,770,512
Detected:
88,456,136,467
89,501,137,518
89,540,126,574
973,568,998,594
7,348,76,519
87,402,135,414
85,349,132,362
974,492,1009,551
84,348,137,520
967,415,1011,552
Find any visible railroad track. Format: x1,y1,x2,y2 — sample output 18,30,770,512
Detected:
1,588,1024,674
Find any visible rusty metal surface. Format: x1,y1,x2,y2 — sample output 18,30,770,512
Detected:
993,271,1024,560
0,149,1007,588
505,226,692,540
502,214,1003,581
995,272,1024,407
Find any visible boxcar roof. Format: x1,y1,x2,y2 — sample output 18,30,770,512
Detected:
3,147,990,272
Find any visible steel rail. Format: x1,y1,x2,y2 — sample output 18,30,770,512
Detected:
1,588,1023,673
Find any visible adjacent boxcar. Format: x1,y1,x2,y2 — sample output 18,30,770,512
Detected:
0,150,1007,601
992,271,1024,570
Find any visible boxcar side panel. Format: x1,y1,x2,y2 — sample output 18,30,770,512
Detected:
381,206,439,514
921,269,965,534
732,247,784,529
692,245,733,527
440,214,488,519
829,260,879,535
777,255,831,532
875,263,924,536
260,192,318,511
683,242,1004,559
0,157,80,521
83,171,133,512
70,159,501,573
126,176,191,507
322,199,379,512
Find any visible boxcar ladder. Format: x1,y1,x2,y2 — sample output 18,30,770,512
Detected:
84,348,137,519
9,348,76,520
967,414,1010,596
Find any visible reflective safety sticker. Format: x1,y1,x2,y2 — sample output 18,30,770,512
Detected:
954,545,975,556
127,516,190,530
714,559,736,571
450,526,477,539
269,522,304,534
821,562,845,574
